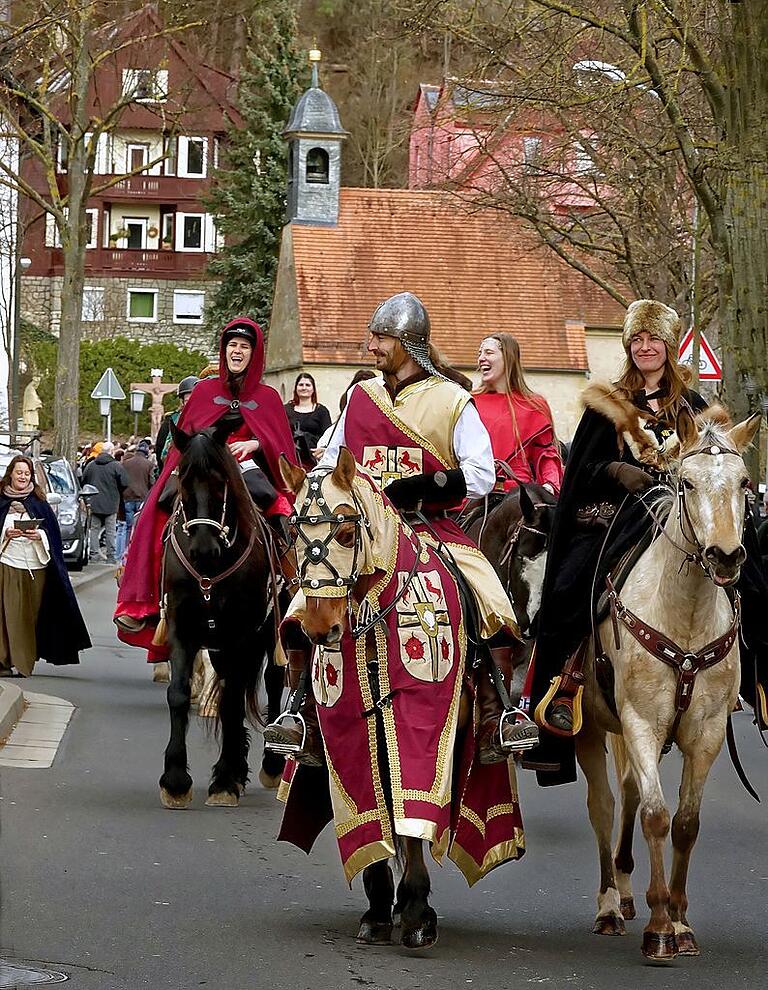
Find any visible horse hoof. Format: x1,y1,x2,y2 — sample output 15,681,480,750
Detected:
258,768,282,790
160,786,193,809
674,930,700,956
401,910,438,951
642,930,677,962
620,897,636,920
592,914,626,936
205,790,239,807
356,920,393,945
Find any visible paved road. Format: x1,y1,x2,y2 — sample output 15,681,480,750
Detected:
1,577,766,989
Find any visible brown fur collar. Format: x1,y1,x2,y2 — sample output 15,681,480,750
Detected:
582,382,670,469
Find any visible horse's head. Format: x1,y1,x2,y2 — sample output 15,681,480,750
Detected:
281,447,369,647
675,407,761,587
170,419,245,561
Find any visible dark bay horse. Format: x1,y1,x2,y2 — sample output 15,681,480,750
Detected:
158,422,284,808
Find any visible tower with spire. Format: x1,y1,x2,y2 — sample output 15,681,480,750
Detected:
283,49,348,225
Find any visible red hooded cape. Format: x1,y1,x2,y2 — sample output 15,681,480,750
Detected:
115,318,296,641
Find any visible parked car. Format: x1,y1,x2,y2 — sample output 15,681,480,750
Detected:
41,456,95,571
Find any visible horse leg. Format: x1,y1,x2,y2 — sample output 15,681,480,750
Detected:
259,650,287,789
669,723,723,957
611,734,640,921
621,712,676,961
159,628,195,809
356,860,394,945
207,648,249,807
399,839,438,950
575,724,624,936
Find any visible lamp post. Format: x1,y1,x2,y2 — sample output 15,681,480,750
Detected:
129,388,146,439
99,396,112,442
10,255,32,444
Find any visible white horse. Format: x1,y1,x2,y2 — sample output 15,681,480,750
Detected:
577,407,761,961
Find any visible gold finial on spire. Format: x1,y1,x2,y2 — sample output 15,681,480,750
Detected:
309,47,321,87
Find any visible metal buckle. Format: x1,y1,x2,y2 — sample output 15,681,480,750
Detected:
199,577,213,602
263,711,307,756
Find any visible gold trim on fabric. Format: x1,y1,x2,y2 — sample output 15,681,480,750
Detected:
449,831,526,887
327,754,360,818
335,808,384,838
276,774,292,805
394,817,439,843
459,802,520,839
343,840,396,885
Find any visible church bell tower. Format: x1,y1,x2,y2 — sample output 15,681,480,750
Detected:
283,50,348,226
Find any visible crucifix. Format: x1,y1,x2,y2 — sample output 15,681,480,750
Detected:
131,369,178,441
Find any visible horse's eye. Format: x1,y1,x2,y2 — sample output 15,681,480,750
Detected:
335,525,355,548
682,478,695,491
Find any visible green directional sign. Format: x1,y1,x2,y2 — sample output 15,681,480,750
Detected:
91,367,126,401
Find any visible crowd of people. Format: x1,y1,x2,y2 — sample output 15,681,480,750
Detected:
4,296,767,755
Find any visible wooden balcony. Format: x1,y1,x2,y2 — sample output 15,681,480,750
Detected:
42,246,210,278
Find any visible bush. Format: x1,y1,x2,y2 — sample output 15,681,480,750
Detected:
22,333,209,440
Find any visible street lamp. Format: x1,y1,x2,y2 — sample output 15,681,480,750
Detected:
129,388,146,438
10,255,32,443
99,396,112,441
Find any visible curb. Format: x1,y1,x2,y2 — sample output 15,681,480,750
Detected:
0,681,25,742
70,563,118,595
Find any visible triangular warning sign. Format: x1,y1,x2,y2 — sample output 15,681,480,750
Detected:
678,329,722,381
90,367,126,400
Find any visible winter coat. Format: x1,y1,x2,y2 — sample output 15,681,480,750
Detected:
82,453,129,515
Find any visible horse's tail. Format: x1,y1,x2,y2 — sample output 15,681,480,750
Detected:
609,731,630,787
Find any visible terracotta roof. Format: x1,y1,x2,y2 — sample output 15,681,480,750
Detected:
290,188,625,372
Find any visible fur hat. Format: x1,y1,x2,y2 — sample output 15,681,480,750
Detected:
622,299,681,352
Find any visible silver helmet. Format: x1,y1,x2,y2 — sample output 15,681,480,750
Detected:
368,292,441,377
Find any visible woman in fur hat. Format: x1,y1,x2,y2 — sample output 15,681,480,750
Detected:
526,300,708,784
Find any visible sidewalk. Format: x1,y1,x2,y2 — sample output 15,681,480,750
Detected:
0,561,115,744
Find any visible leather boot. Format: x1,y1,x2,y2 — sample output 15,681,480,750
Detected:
476,646,539,764
263,649,324,767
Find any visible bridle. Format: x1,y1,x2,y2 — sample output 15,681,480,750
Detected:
177,479,235,549
290,469,420,640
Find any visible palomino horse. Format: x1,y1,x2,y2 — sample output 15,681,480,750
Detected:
576,408,761,960
278,449,525,949
158,422,285,808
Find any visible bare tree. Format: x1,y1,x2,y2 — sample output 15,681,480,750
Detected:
411,0,768,418
0,1,200,458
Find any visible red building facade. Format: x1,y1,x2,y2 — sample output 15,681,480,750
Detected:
20,6,241,352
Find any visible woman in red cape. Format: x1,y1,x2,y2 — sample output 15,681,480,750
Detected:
114,318,297,657
475,333,563,494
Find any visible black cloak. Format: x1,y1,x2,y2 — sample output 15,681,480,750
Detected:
0,491,91,665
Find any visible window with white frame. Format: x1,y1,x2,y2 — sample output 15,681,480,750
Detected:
127,288,158,322
81,287,105,322
173,290,205,324
126,143,150,173
178,136,207,178
573,140,597,175
163,134,176,176
175,212,205,252
122,68,168,103
46,208,96,248
523,136,543,171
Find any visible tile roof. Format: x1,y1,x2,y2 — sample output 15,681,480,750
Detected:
290,188,624,372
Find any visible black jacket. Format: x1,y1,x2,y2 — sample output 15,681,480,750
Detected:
82,453,128,515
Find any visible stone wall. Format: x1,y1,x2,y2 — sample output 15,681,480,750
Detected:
20,274,219,355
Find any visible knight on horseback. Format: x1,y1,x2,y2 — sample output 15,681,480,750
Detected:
527,299,768,785
266,292,538,766
114,318,297,648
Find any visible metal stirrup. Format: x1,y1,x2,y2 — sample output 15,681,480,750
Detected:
264,670,309,756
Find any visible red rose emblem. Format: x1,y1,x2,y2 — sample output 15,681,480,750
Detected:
325,662,338,686
405,636,425,660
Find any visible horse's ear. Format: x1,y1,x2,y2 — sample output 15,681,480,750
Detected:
169,418,190,453
676,406,698,452
332,446,357,490
280,454,306,494
518,483,535,522
728,411,762,453
211,418,236,446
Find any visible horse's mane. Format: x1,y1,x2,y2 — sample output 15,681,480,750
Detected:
180,430,256,535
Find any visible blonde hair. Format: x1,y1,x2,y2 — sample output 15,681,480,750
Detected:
475,333,553,448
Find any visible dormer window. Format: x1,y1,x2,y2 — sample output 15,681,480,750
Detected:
122,68,168,104
305,147,329,185
178,136,208,178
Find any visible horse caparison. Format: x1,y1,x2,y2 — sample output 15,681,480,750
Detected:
158,421,285,809
576,407,761,960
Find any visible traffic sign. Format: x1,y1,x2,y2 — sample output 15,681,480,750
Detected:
678,329,722,381
91,367,126,400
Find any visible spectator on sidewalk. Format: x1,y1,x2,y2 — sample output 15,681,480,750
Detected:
82,441,128,564
122,440,153,542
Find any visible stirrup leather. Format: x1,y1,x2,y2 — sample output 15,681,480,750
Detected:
263,710,307,756
534,676,584,738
